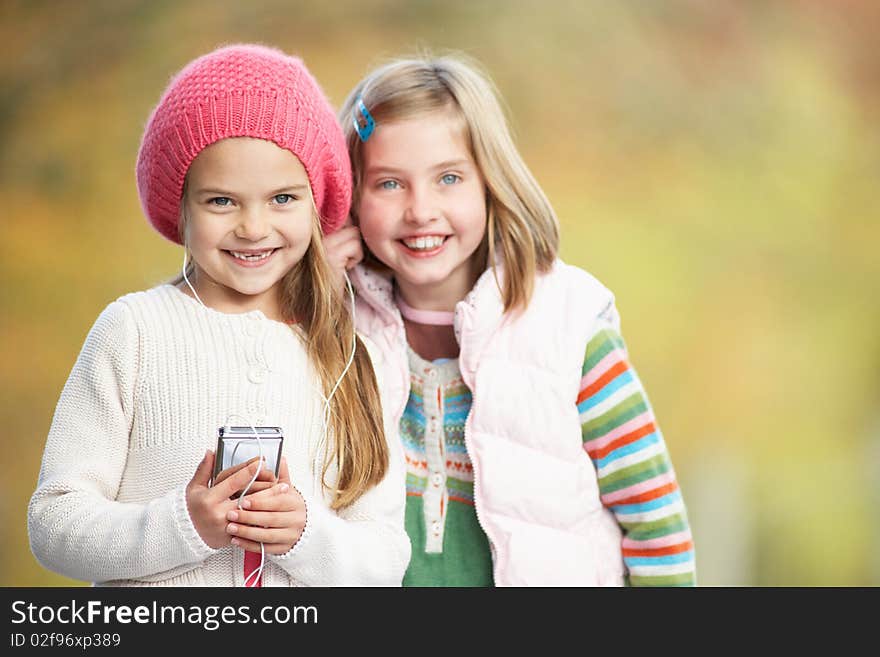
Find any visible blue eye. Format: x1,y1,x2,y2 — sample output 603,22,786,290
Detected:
440,174,460,185
380,180,400,190
274,194,294,204
209,197,232,207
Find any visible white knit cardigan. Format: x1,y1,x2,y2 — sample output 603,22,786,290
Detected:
28,284,410,586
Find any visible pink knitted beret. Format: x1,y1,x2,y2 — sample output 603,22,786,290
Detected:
136,43,351,243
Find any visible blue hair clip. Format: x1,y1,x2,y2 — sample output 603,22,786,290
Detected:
353,97,375,142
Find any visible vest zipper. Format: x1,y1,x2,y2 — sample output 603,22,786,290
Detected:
461,385,502,586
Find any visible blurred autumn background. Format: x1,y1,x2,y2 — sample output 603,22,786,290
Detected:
1,0,877,586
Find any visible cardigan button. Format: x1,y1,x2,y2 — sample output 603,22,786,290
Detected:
247,366,267,384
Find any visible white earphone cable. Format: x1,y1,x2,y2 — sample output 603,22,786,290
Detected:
322,270,357,430
224,414,265,587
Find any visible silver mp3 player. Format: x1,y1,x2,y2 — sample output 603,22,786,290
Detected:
212,425,284,483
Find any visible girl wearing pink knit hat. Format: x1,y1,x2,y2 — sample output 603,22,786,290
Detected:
28,44,409,587
327,54,695,586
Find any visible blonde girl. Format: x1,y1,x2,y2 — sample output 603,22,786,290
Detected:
329,54,695,586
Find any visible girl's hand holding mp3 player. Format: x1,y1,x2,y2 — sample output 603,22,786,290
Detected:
185,449,308,554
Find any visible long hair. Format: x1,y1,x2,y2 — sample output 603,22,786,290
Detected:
174,192,388,511
340,53,559,312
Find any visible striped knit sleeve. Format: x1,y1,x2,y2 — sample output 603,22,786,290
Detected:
578,325,696,586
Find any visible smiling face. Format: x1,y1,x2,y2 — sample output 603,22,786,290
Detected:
356,107,488,310
181,137,314,318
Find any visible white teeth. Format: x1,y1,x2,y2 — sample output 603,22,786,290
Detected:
402,236,445,250
230,250,274,261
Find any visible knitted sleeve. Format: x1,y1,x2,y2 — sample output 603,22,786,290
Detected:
27,301,215,583
269,334,411,585
577,305,697,586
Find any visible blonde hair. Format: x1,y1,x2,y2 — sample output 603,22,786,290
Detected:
340,53,559,312
174,187,388,511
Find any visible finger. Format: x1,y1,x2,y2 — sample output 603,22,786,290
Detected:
262,542,298,556
213,455,259,486
212,455,269,487
331,226,362,247
240,482,293,507
236,480,275,495
230,537,264,554
233,476,276,500
230,537,294,556
226,508,296,529
332,223,359,238
239,493,303,515
228,523,296,545
213,462,262,500
190,450,214,488
323,225,358,248
327,240,363,269
278,456,291,485
345,243,364,269
217,470,275,502
338,229,363,252
227,468,276,500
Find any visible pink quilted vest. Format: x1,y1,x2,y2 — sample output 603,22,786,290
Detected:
351,259,625,586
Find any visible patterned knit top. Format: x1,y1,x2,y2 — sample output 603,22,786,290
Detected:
400,325,696,586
